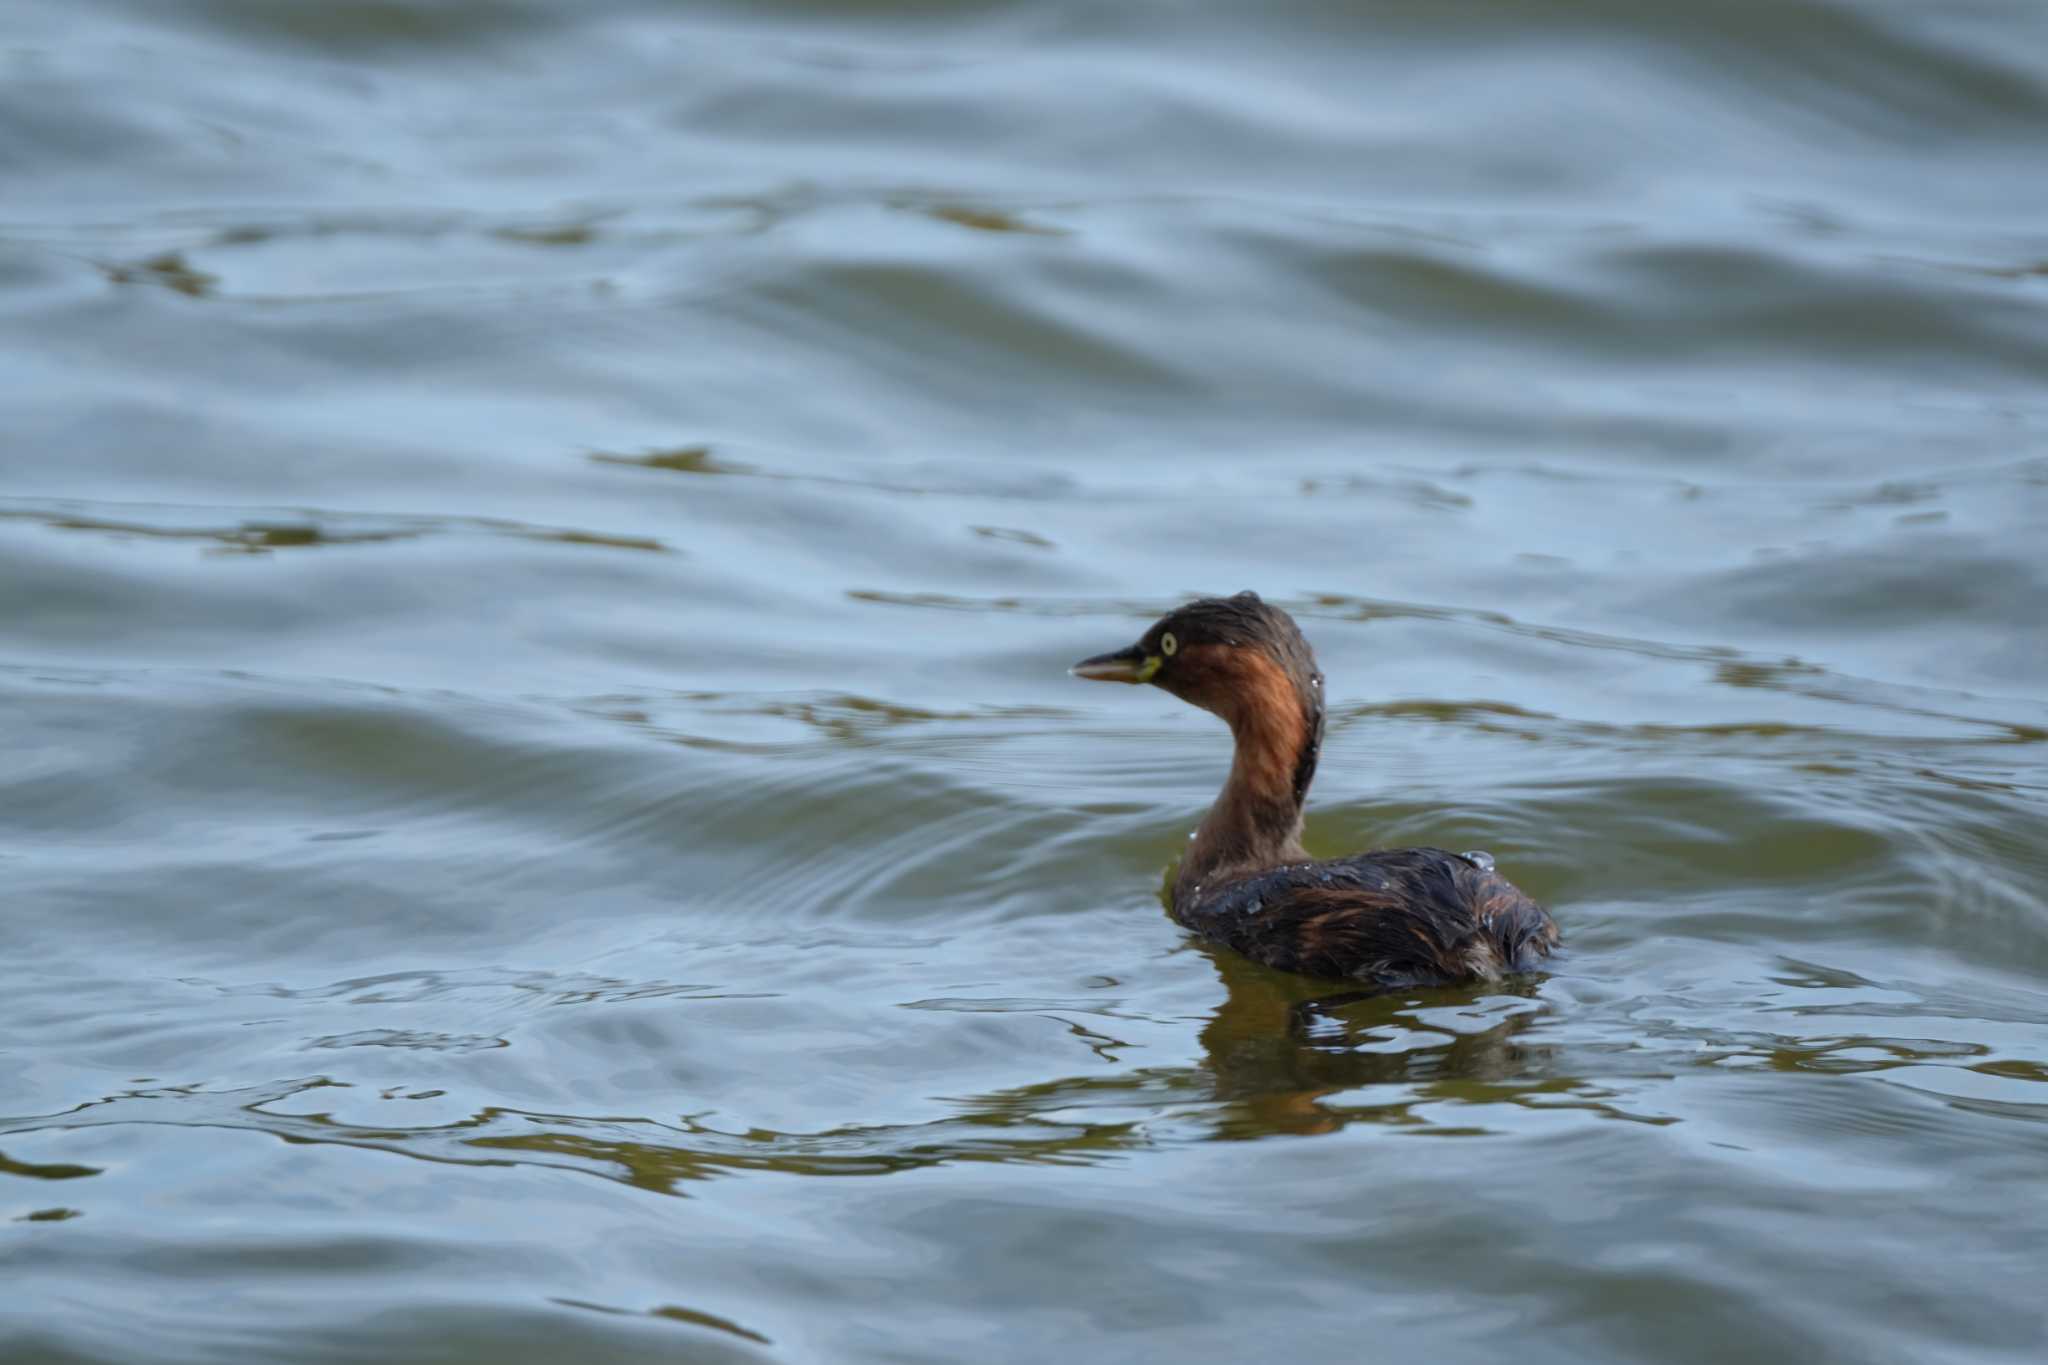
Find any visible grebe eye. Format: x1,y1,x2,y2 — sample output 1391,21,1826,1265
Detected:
1160,632,1178,657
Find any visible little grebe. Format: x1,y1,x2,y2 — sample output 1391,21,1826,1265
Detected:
1073,592,1559,990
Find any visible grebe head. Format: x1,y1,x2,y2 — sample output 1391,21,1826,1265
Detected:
1071,591,1322,732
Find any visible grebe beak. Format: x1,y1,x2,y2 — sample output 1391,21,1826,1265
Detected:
1070,644,1161,685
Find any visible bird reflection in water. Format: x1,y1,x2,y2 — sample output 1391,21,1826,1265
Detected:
1189,939,1556,1139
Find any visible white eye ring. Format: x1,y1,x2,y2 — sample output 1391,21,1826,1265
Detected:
1160,632,1178,656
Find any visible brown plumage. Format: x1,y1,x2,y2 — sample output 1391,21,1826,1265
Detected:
1072,591,1559,992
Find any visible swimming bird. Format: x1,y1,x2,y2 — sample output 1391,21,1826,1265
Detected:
1072,592,1558,990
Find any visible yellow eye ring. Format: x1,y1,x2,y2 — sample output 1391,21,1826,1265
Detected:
1160,632,1178,656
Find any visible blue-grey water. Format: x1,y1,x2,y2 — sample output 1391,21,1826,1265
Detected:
5,2,2048,1362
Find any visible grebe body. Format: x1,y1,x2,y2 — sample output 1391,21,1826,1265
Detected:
1073,592,1558,991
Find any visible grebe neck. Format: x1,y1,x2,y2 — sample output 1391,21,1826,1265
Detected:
1174,680,1319,907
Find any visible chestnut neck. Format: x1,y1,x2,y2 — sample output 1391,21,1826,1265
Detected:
1172,653,1320,908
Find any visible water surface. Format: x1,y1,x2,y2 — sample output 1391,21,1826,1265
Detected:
5,2,2048,1362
